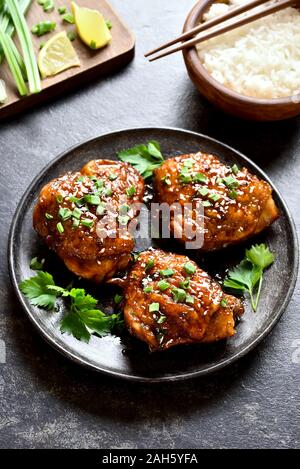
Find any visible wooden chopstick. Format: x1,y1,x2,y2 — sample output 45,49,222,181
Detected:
147,0,297,62
145,0,269,58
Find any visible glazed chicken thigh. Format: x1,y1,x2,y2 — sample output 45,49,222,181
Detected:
33,160,144,282
123,250,244,351
153,152,279,251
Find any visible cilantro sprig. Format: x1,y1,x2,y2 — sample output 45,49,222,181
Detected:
20,266,122,342
117,141,164,179
223,243,275,312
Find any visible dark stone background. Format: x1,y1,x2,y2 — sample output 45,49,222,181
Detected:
0,0,299,449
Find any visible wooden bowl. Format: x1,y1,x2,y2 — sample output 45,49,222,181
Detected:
183,0,300,121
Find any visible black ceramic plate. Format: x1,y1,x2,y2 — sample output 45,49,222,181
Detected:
8,127,298,382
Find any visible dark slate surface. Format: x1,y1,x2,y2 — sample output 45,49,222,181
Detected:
0,0,299,449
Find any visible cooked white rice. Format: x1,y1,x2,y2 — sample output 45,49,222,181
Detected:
197,1,300,99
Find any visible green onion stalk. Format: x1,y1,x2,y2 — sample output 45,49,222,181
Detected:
0,0,31,63
5,0,41,93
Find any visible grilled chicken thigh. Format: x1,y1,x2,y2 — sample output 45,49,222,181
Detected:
33,160,144,282
153,152,279,251
122,249,244,351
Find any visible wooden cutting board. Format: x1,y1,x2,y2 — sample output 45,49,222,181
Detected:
0,0,135,119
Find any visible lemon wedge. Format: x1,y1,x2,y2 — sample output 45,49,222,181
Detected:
38,31,80,79
72,2,112,50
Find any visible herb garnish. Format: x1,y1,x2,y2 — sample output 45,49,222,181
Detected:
30,257,45,271
31,21,56,36
62,12,74,24
58,5,67,14
19,269,121,342
81,218,94,229
183,262,196,275
157,280,170,291
149,302,160,313
126,186,136,198
57,222,64,233
117,141,164,179
220,298,228,307
160,268,175,277
171,287,186,303
145,258,155,271
223,243,275,312
231,164,239,175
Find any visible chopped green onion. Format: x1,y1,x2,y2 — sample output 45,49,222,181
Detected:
126,186,136,198
45,212,53,220
6,0,41,93
72,218,80,228
157,315,166,324
90,40,97,49
149,302,160,313
62,13,74,24
31,21,56,36
72,207,82,219
231,164,239,175
186,295,195,304
58,207,72,221
202,200,211,207
96,202,106,216
56,194,63,204
57,222,64,234
160,268,174,277
157,280,170,291
171,287,186,303
229,189,238,199
67,30,76,41
145,258,155,271
209,193,220,202
105,19,112,29
198,186,209,197
58,5,67,14
42,0,54,12
179,279,190,290
179,166,192,184
221,298,228,307
143,285,153,293
193,172,208,184
81,218,94,229
84,194,101,205
183,262,196,275
221,175,239,189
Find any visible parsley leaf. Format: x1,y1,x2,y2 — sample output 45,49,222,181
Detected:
19,271,60,309
246,243,275,270
224,243,275,311
30,256,45,271
117,141,164,179
19,273,122,342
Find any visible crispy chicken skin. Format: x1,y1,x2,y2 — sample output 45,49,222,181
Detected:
153,152,279,251
33,160,144,283
123,250,244,351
